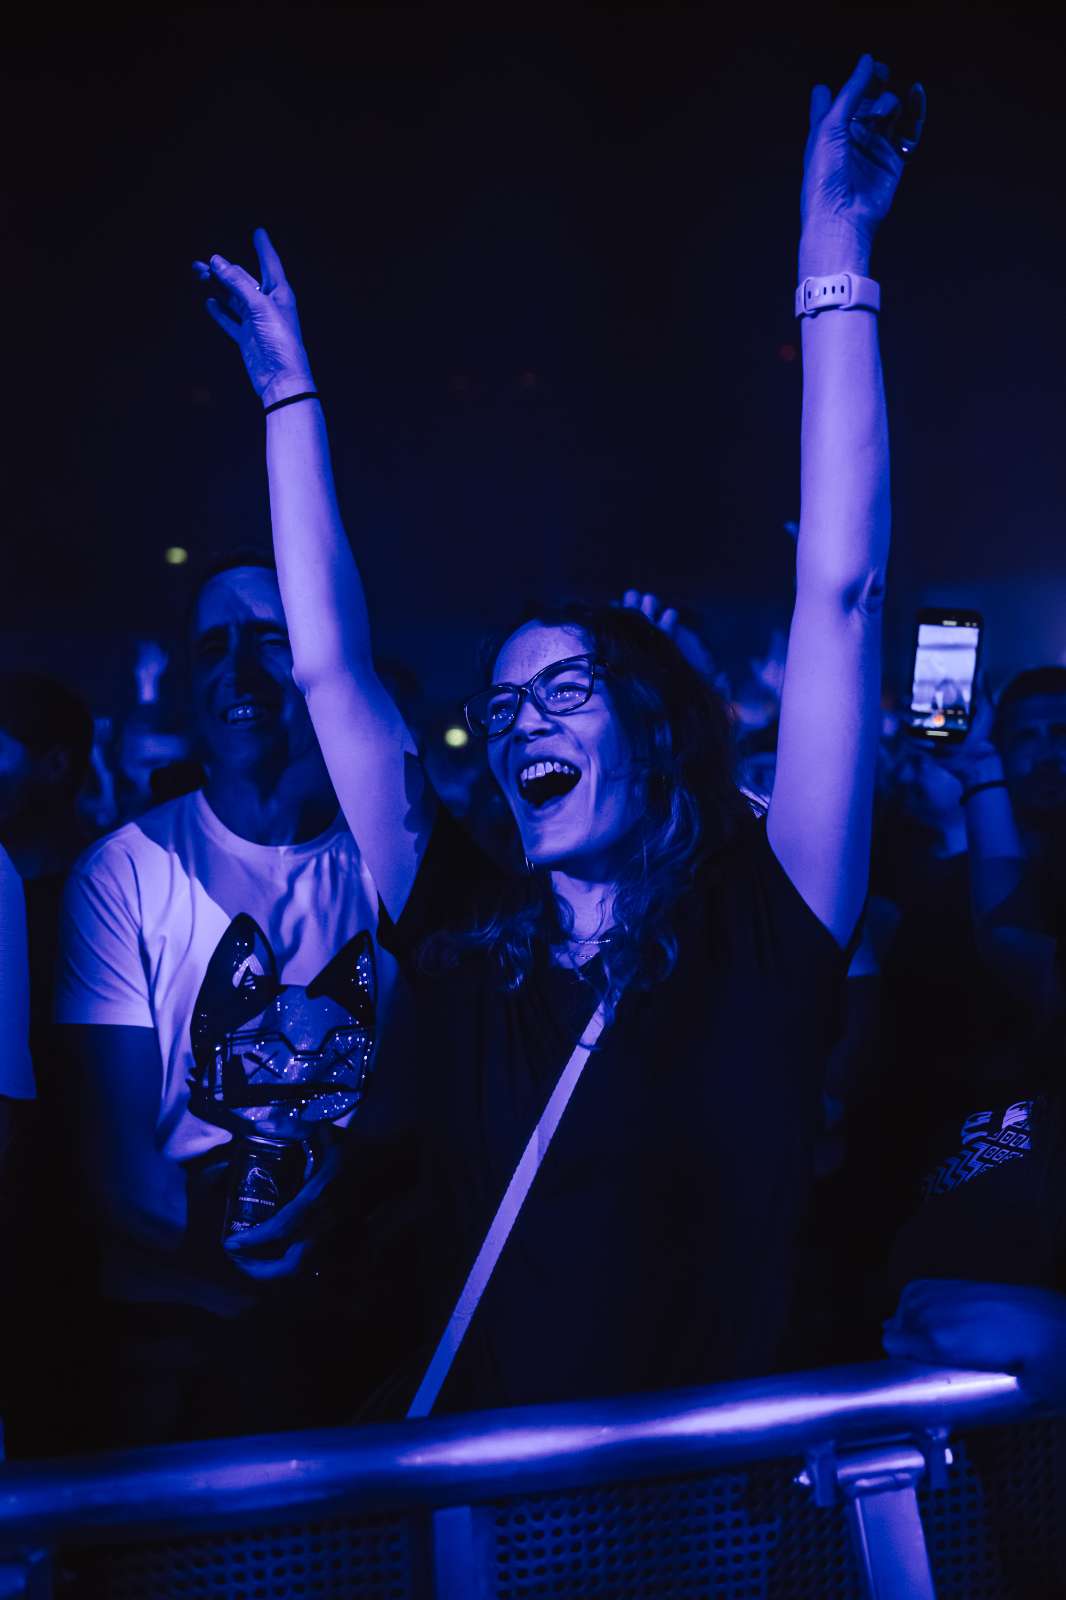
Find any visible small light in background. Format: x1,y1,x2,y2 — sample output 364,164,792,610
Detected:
164,547,189,566
777,343,798,363
443,726,469,749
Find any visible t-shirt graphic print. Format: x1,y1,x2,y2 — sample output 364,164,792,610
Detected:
56,791,386,1164
188,912,377,1142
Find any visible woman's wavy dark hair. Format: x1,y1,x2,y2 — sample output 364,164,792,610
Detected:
423,601,751,1018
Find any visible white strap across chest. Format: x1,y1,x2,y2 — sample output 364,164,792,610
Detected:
406,999,610,1419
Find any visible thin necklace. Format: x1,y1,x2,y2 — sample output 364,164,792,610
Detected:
569,934,615,946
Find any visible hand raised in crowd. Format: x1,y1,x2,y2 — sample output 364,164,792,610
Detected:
883,1278,1066,1409
928,676,1005,798
889,682,998,816
619,590,723,689
801,54,925,261
194,229,314,406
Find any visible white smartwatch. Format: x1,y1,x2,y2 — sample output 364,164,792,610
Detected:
795,273,881,318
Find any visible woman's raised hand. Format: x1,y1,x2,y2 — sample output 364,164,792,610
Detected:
801,55,925,260
193,228,314,406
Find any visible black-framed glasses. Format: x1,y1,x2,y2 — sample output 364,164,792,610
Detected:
464,654,602,739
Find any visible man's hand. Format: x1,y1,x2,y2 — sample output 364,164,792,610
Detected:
222,1135,344,1283
801,55,925,269
930,678,1004,793
193,228,315,407
884,1279,1066,1408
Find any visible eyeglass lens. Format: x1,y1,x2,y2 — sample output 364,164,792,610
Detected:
468,656,594,736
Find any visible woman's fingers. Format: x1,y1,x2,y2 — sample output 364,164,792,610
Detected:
862,90,902,125
209,253,260,308
808,83,832,133
253,226,287,295
828,53,876,127
204,297,243,342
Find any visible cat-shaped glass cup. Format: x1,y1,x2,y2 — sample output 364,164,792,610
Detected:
189,913,376,1246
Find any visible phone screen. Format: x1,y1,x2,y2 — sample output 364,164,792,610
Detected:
909,615,981,738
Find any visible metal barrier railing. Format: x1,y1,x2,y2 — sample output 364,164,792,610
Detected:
0,1359,1044,1599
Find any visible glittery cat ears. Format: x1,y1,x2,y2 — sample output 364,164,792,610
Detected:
190,914,376,1073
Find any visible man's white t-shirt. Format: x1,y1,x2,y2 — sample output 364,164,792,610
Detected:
56,791,383,1163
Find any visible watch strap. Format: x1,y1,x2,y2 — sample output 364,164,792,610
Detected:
795,272,881,318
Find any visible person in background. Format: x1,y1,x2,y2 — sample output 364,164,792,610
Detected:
54,553,409,1449
879,969,1066,1598
197,53,920,1412
955,666,1066,1029
0,842,36,1449
0,839,33,1176
0,674,97,1453
0,673,94,1031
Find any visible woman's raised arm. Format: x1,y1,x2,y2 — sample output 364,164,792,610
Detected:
197,230,435,916
768,56,924,946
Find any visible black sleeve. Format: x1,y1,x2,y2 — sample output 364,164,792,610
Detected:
721,814,854,979
376,806,507,972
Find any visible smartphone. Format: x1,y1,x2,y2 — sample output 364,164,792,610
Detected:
906,608,983,744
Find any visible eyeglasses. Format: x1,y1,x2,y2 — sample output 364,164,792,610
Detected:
464,654,602,739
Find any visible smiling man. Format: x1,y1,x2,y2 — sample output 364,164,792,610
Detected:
53,553,398,1447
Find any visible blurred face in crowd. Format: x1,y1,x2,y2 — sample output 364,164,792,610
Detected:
996,694,1066,820
190,567,320,777
485,623,644,876
0,727,69,835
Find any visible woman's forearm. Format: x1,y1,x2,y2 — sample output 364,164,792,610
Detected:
797,227,890,602
265,394,374,691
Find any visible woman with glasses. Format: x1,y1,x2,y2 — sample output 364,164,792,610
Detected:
197,54,922,1411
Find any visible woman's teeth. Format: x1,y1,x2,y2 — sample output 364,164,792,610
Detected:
517,759,581,806
518,758,578,786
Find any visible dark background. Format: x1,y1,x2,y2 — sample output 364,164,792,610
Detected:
5,4,1066,713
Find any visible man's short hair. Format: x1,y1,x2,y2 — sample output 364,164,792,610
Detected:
182,548,278,641
994,667,1066,739
0,672,94,792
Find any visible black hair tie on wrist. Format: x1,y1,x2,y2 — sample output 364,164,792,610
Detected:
263,391,320,416
960,779,1008,806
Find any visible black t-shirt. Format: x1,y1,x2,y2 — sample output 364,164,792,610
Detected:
379,807,848,1413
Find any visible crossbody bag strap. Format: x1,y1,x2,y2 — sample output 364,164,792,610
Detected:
406,999,610,1419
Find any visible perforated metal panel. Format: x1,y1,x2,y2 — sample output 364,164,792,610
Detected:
486,1463,854,1600
62,1515,418,1600
57,1419,1066,1600
920,1421,1066,1598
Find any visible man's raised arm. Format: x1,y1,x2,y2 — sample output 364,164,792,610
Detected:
197,230,435,917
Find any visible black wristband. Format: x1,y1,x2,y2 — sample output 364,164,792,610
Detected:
960,779,1008,806
263,390,320,416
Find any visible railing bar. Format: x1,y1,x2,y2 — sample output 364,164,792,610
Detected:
0,1361,1035,1544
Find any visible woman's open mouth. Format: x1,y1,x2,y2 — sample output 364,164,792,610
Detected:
516,758,582,809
